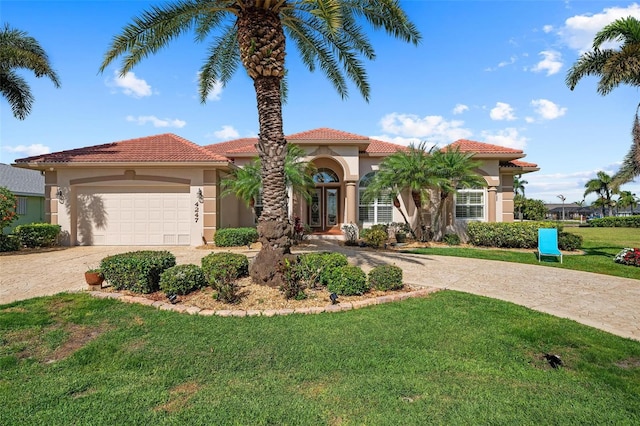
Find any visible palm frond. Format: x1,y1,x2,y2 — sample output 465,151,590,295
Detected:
593,15,640,49
199,23,240,102
0,69,33,120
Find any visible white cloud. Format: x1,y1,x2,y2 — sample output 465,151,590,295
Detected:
126,115,186,128
213,125,239,140
110,71,153,98
542,25,554,33
526,165,625,203
530,99,567,120
2,144,51,157
480,128,528,150
560,4,640,52
531,50,563,76
489,102,516,121
206,81,224,101
485,55,517,72
377,112,472,145
452,104,469,115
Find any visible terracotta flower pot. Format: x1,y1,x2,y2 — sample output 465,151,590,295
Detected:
85,271,104,290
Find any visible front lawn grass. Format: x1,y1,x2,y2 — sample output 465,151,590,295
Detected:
406,227,640,280
1,292,639,424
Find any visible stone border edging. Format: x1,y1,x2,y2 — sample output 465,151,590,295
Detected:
87,287,441,317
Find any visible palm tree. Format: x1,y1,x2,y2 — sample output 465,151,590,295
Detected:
362,142,440,241
584,171,618,217
99,1,421,285
429,147,485,239
617,190,638,214
513,174,528,197
614,104,640,185
0,24,61,120
221,144,316,218
566,16,640,95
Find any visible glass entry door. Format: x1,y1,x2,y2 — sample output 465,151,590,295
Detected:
309,187,339,230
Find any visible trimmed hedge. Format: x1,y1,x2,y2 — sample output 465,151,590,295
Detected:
214,227,259,247
14,223,61,248
159,264,207,296
467,221,561,249
201,252,249,289
327,265,369,296
0,234,20,252
361,227,388,248
101,250,176,293
588,216,640,228
297,252,349,287
443,233,461,246
558,232,583,251
368,265,403,291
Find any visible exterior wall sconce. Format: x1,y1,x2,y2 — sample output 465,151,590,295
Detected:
57,188,65,204
197,188,204,203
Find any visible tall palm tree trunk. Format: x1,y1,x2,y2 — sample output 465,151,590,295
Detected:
393,196,417,240
237,4,292,286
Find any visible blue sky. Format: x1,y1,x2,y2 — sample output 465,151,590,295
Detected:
1,0,639,204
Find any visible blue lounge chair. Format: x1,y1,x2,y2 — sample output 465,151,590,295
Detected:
537,228,562,263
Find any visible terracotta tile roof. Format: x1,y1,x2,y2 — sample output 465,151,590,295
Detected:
15,134,229,164
447,139,524,154
365,139,408,154
510,159,538,168
205,138,257,155
287,127,370,140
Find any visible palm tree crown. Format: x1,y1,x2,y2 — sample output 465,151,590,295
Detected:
566,16,640,95
584,171,619,217
0,23,61,120
99,0,420,285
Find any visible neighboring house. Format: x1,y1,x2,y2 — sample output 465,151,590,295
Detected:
0,163,45,233
13,128,538,246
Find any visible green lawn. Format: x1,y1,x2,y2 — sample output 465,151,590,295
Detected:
1,292,639,424
405,227,640,280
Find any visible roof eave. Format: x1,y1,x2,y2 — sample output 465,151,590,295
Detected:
13,161,232,170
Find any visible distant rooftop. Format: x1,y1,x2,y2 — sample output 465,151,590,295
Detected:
0,163,44,196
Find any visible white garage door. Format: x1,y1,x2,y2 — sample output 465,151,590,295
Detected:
77,186,191,245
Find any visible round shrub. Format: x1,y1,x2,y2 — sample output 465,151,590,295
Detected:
368,265,403,291
0,234,20,252
442,233,461,246
100,250,176,293
297,252,348,287
201,252,249,288
558,232,583,251
214,227,259,247
327,265,369,296
361,228,388,248
160,264,207,296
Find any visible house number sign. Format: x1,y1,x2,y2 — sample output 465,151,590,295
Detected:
194,202,199,223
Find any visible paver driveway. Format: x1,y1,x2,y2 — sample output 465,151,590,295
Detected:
1,242,638,341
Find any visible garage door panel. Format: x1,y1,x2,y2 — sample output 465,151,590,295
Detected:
78,186,191,246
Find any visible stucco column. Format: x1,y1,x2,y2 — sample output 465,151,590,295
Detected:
488,186,497,222
202,170,218,244
345,181,357,223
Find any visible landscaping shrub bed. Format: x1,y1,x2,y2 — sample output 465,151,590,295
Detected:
214,227,259,247
467,221,560,248
14,223,61,248
326,265,369,295
588,216,640,228
368,265,403,291
614,248,640,267
297,252,349,287
101,250,176,293
159,264,207,296
0,234,20,252
201,252,249,288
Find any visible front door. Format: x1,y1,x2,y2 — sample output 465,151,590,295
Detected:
309,187,339,231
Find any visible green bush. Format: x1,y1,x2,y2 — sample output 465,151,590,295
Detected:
467,221,561,249
361,227,388,248
159,264,207,296
442,233,461,245
368,265,403,291
297,252,349,287
14,223,61,248
558,232,583,251
201,252,249,289
0,234,20,252
588,216,640,228
101,250,176,294
0,186,18,230
327,265,369,296
278,256,306,300
214,227,259,247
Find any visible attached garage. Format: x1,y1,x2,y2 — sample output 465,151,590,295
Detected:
76,186,191,246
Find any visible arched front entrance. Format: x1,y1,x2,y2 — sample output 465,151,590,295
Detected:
309,167,341,231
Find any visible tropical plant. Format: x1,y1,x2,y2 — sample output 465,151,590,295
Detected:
513,174,528,197
0,186,18,230
614,104,640,185
362,142,438,241
617,190,638,214
99,0,420,286
584,171,619,217
0,23,61,120
429,147,485,239
566,16,640,95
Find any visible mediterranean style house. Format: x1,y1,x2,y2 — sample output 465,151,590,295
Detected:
13,128,538,246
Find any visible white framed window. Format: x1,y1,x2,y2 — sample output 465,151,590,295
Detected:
455,188,484,220
16,197,27,215
358,172,392,225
